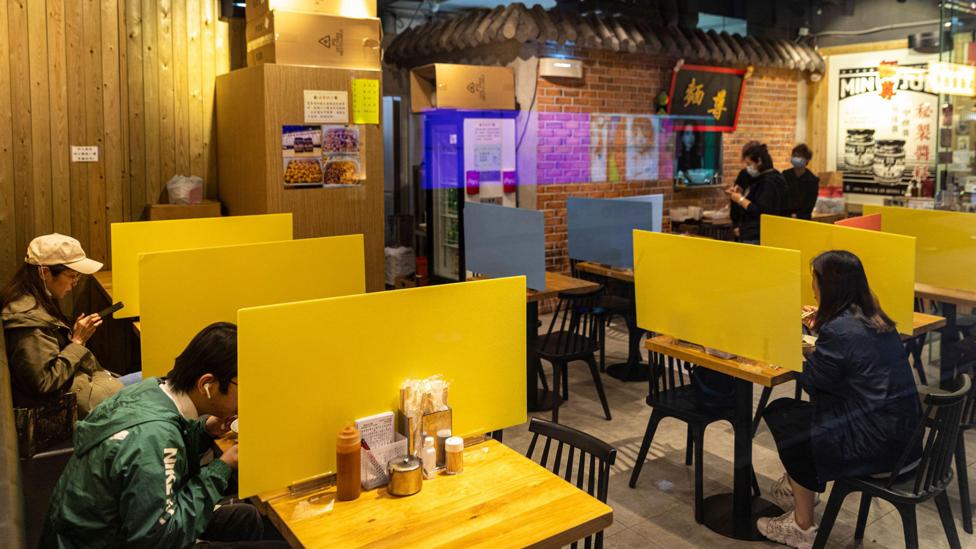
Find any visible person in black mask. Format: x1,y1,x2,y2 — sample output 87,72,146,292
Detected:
782,144,820,220
730,141,760,237
725,142,786,244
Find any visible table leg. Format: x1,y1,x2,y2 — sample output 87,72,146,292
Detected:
527,301,556,412
606,311,649,382
939,302,959,390
701,378,781,540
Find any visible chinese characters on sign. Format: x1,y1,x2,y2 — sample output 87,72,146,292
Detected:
835,61,937,196
303,90,348,124
669,65,746,132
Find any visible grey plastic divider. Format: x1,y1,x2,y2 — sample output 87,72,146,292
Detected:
463,202,547,291
567,196,659,269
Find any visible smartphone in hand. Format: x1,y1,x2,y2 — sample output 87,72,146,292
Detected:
97,302,124,319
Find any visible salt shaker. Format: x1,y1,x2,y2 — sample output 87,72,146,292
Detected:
445,436,464,475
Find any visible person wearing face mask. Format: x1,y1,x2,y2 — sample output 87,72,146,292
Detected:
782,144,820,220
730,141,761,237
676,127,703,179
1,234,130,418
725,142,786,244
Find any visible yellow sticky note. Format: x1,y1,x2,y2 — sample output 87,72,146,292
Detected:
237,277,527,498
634,231,802,371
351,78,380,124
110,214,293,318
762,216,916,335
139,235,366,378
865,205,976,292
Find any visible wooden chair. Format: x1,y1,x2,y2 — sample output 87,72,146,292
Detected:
525,418,616,549
946,338,976,533
629,352,760,522
533,286,612,423
812,374,971,549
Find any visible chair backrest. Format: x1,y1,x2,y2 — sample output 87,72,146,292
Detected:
540,287,603,356
0,317,26,548
525,417,616,549
646,351,693,402
887,374,971,495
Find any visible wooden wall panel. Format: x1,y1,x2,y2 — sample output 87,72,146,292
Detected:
0,0,231,282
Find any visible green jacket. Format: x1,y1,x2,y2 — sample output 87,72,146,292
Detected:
41,378,234,548
1,294,101,408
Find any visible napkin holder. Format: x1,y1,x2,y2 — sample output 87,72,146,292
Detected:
399,407,452,456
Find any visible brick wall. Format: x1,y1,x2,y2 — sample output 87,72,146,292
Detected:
530,50,801,272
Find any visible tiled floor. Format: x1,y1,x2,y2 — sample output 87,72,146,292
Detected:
501,318,976,548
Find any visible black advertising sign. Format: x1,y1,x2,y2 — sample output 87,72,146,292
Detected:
667,64,747,132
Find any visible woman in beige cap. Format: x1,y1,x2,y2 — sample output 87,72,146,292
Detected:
1,233,124,417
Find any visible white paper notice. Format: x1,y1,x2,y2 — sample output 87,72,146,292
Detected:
70,146,99,163
304,90,348,124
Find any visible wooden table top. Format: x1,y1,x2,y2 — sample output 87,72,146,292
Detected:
574,262,635,283
910,312,946,338
259,439,612,548
526,272,600,303
915,283,976,308
93,271,113,301
646,335,795,388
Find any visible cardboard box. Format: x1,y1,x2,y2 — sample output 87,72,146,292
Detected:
246,0,376,20
410,64,516,113
246,11,381,71
147,200,222,221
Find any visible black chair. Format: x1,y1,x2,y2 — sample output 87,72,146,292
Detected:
570,260,632,373
534,286,612,423
903,296,931,385
629,352,760,522
947,338,976,533
526,417,616,549
21,443,74,548
812,374,971,549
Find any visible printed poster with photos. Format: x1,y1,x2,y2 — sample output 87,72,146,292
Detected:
282,124,365,189
589,114,671,182
830,50,938,196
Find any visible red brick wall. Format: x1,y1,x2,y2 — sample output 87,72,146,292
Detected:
533,51,801,273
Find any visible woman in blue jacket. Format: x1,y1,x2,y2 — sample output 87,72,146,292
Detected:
758,250,923,548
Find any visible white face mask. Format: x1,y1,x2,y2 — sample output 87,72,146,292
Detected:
745,165,760,177
38,267,53,297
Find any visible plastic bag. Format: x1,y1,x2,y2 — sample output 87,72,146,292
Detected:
165,175,204,204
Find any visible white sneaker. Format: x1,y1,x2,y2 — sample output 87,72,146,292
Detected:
757,510,818,549
770,472,821,511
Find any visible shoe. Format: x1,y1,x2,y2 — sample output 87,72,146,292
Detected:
757,510,817,549
770,472,821,511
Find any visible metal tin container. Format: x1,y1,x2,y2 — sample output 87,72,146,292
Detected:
845,129,875,171
873,139,906,184
387,455,423,497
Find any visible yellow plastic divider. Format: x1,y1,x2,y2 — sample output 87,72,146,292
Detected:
110,214,293,317
864,205,976,292
761,216,916,335
236,277,527,498
634,230,802,371
139,235,366,378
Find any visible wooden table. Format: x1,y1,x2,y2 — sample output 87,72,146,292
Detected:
574,261,649,383
910,312,946,338
812,211,846,224
646,336,793,541
258,440,613,548
915,283,976,388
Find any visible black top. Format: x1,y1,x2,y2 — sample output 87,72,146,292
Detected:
782,168,820,220
730,168,754,227
735,169,785,242
799,311,923,482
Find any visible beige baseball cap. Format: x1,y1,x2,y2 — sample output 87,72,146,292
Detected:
25,233,103,275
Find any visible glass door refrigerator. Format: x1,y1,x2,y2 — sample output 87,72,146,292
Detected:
422,109,518,282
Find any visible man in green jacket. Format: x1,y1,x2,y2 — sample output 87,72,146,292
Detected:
41,322,281,548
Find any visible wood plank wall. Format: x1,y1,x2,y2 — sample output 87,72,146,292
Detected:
0,0,231,282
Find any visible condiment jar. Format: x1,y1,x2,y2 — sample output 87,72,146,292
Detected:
445,436,464,475
387,455,423,496
336,426,361,501
421,436,437,478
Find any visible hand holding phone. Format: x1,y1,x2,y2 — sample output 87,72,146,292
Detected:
97,302,124,319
